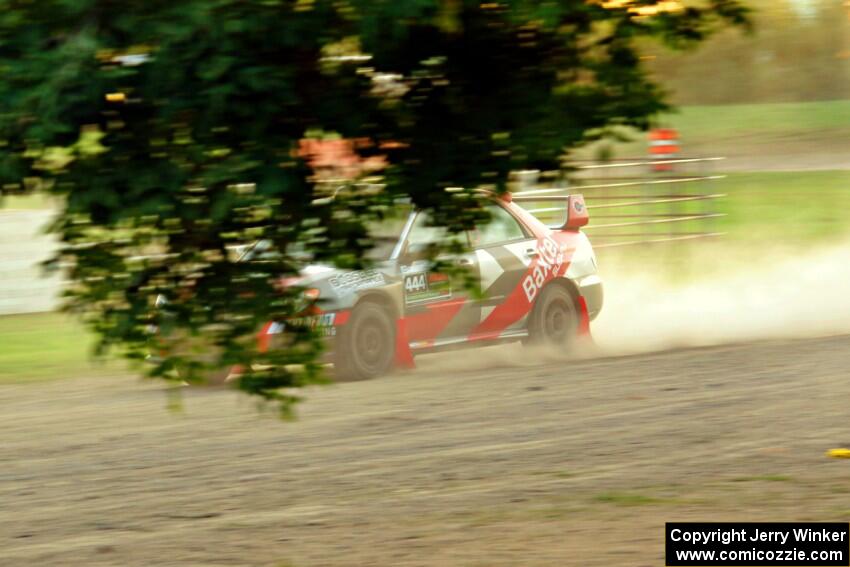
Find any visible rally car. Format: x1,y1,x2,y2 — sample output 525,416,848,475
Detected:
256,191,603,380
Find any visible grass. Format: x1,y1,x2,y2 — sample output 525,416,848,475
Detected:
655,101,850,148
592,492,673,507
0,312,123,383
731,475,793,483
575,99,850,160
552,471,576,479
459,501,588,527
713,170,850,243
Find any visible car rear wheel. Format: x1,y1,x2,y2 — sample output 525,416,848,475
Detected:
334,301,396,381
527,284,579,347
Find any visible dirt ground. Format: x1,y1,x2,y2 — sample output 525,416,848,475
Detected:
2,335,850,567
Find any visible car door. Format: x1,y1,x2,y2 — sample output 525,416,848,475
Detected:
395,211,481,347
466,201,538,340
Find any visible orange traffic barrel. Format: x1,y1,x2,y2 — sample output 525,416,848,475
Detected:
648,128,679,171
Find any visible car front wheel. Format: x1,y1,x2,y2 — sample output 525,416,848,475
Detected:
334,301,396,381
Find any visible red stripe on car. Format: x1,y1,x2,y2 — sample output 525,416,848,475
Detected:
405,298,466,342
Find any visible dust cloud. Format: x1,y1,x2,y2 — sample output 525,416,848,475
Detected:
592,240,850,355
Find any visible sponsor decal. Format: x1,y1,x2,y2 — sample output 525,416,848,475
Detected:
521,236,564,303
328,270,385,293
275,313,338,336
400,260,429,274
404,271,451,304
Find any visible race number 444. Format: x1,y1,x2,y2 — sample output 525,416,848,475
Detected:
405,273,428,294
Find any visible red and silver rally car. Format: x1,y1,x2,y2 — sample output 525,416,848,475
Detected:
257,192,603,380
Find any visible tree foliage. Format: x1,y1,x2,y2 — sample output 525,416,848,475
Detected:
0,0,748,411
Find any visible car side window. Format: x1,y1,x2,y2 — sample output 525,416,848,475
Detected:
470,204,528,248
400,212,448,260
401,212,478,261
407,212,446,248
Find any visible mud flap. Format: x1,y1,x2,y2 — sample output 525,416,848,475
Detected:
257,321,274,353
394,318,416,369
228,321,277,383
577,296,592,340
225,365,244,383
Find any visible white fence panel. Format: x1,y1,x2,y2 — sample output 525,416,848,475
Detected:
0,210,63,315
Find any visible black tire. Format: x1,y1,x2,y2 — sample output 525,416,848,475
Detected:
334,301,396,381
527,284,579,347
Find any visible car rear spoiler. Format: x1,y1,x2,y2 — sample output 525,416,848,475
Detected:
511,192,589,230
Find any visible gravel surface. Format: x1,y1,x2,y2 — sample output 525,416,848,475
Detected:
3,335,850,566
